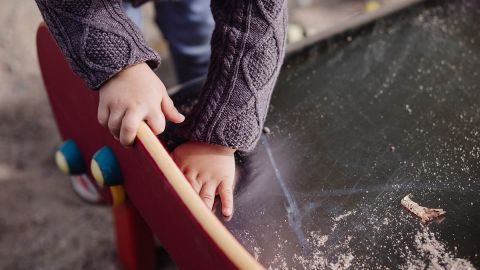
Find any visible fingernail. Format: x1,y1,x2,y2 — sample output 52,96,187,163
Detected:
223,207,232,216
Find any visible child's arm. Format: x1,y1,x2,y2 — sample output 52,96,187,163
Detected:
174,0,288,216
35,0,184,145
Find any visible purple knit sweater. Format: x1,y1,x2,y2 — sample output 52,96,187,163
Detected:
35,0,287,152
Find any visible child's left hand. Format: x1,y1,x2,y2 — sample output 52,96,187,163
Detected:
172,142,236,217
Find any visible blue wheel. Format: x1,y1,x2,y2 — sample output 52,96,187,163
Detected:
55,140,85,175
91,146,123,188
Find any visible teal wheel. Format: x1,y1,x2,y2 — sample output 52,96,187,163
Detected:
55,139,85,175
91,147,123,188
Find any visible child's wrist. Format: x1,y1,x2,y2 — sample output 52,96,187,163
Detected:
118,62,149,77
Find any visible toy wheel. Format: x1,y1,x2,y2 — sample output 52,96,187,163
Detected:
91,147,125,206
91,146,123,188
55,139,85,175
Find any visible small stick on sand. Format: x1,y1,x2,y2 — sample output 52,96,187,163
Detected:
401,194,446,223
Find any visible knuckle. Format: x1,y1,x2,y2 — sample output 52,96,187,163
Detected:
97,116,106,127
163,97,174,109
122,123,136,133
201,193,214,201
166,98,174,107
110,98,123,108
220,177,233,184
108,122,118,132
222,187,233,194
168,105,177,113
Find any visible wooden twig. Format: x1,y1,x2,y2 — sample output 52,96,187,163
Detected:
401,194,446,223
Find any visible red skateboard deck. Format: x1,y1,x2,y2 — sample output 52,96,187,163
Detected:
36,23,263,270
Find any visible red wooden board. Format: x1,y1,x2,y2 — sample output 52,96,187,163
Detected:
36,23,261,270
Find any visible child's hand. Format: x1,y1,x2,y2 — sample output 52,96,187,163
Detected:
172,142,236,217
98,62,185,146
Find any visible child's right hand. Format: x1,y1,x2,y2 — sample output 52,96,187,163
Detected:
98,62,185,146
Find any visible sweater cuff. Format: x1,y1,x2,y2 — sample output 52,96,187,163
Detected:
90,51,161,90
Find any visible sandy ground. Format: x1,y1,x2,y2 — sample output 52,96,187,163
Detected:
0,0,401,269
0,1,122,269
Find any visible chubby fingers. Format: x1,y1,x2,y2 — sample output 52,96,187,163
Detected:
184,170,201,193
109,108,167,146
101,106,168,147
199,182,216,210
146,110,166,135
119,110,144,146
97,101,109,128
107,110,125,140
218,181,234,217
161,91,185,124
184,174,234,217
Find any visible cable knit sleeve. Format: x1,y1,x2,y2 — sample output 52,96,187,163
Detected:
176,0,288,152
35,0,160,89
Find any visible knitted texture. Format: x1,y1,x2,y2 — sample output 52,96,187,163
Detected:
176,0,287,152
35,0,160,89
